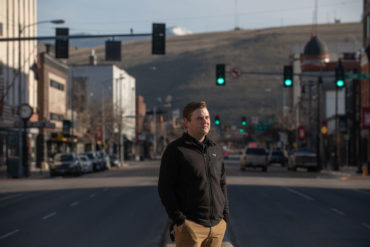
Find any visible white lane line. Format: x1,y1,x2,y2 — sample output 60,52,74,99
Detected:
362,223,370,230
89,193,96,199
70,201,79,207
0,229,20,240
285,188,314,201
0,194,23,201
42,212,56,220
331,208,345,216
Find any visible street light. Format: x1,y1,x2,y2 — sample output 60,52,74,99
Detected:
17,19,64,177
18,19,65,105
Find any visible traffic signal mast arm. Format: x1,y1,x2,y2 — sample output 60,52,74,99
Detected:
0,32,152,42
216,69,359,79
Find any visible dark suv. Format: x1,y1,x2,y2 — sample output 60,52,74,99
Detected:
268,150,287,166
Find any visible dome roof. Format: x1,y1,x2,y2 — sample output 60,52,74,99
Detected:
303,35,329,56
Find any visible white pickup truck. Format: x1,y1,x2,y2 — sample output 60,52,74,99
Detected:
240,147,268,172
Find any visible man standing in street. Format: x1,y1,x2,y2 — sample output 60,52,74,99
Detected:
158,101,229,247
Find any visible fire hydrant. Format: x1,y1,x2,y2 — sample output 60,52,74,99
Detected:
362,162,368,176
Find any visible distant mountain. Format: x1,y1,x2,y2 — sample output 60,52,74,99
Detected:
40,26,193,48
67,23,361,124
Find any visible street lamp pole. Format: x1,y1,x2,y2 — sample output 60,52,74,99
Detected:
17,19,64,177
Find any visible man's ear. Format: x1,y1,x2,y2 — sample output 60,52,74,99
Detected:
183,118,189,129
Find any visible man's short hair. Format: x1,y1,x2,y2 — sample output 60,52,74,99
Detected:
183,101,207,121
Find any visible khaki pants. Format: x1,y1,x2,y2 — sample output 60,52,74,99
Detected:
174,219,227,247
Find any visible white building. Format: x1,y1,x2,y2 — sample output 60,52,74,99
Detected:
0,0,38,118
69,64,136,147
0,0,38,173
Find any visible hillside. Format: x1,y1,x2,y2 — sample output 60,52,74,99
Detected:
67,23,361,125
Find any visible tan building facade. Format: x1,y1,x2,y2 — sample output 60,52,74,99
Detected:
36,52,69,168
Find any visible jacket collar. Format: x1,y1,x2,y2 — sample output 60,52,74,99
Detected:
182,132,215,147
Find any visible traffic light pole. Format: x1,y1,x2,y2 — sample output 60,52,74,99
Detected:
335,85,339,171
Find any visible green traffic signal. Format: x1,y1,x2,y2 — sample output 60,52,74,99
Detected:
215,119,220,125
217,77,225,85
283,65,293,87
242,121,246,126
335,59,345,89
216,64,226,86
284,79,292,87
240,128,244,133
336,79,344,88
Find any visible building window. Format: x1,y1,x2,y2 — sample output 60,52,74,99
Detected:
50,80,64,91
50,113,64,122
367,15,370,38
0,23,2,36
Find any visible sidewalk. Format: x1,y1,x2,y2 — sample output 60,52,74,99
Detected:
320,166,370,179
0,165,50,180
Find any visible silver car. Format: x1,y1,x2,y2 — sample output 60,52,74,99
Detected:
240,147,268,172
287,149,318,172
78,154,93,173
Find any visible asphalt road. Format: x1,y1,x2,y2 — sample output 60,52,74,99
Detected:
0,164,167,247
225,157,370,247
1,158,370,247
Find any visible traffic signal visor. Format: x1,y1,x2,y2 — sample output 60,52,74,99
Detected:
283,65,293,87
216,64,225,86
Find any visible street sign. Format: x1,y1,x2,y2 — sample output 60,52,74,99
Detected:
27,121,56,128
362,108,370,129
345,74,370,80
256,121,264,132
63,120,71,135
298,125,305,141
231,67,242,79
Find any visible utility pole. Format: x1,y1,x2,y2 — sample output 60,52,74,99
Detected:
18,23,23,176
153,106,157,159
316,76,322,170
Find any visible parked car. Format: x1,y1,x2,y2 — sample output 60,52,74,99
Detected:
96,151,110,170
268,149,287,166
288,149,318,171
240,147,268,172
78,154,93,173
109,154,121,167
82,151,103,171
49,152,82,176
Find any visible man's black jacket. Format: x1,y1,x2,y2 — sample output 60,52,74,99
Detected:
158,133,229,227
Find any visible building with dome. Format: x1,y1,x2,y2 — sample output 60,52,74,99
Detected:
286,33,359,169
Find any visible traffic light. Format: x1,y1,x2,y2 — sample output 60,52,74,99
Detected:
335,60,345,88
216,64,226,86
283,65,293,87
105,40,121,61
152,23,166,55
242,117,246,126
214,115,220,125
55,28,69,58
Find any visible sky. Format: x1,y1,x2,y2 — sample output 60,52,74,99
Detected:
37,0,362,36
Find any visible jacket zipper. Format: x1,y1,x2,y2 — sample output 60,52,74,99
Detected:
203,152,214,227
